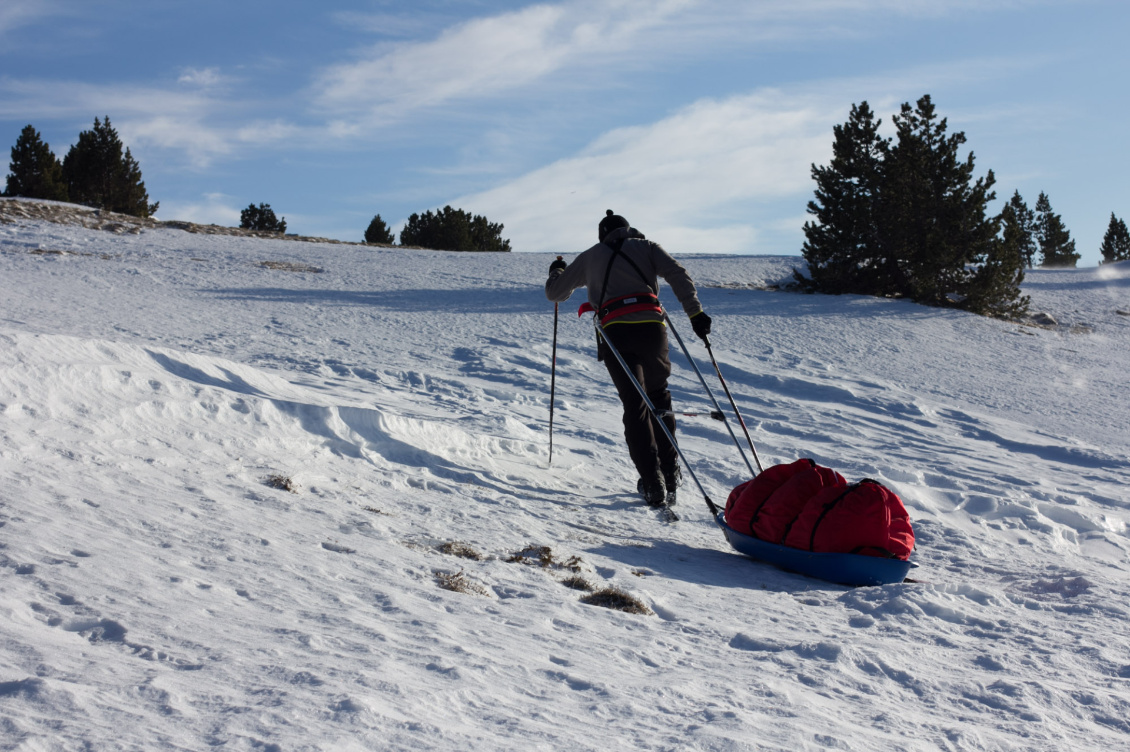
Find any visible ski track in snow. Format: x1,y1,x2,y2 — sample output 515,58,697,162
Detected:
1,208,1129,750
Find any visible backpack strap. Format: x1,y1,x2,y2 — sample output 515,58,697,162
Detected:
592,235,661,327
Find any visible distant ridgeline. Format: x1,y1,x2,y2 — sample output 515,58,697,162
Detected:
0,198,514,254
4,119,512,250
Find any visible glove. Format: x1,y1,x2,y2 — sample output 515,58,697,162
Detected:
691,310,712,341
549,256,567,273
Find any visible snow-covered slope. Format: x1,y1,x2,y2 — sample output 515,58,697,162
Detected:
2,203,1128,750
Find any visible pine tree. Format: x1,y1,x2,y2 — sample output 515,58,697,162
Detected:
797,102,888,294
877,95,998,307
1099,213,1130,263
5,125,69,201
364,214,395,244
965,206,1029,318
1034,192,1079,267
62,117,158,217
399,205,511,252
240,203,287,234
1001,191,1037,268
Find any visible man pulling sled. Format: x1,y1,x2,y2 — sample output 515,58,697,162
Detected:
545,209,712,510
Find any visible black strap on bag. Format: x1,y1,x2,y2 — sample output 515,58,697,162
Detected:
803,479,896,557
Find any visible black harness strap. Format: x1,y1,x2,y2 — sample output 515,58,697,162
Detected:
595,235,658,325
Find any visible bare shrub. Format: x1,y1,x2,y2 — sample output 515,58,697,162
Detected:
265,474,297,493
258,260,323,273
435,570,490,597
560,576,595,592
507,544,554,567
580,587,652,615
506,545,583,572
439,541,484,561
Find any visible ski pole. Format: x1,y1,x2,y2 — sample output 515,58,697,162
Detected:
660,410,725,421
702,335,764,474
548,300,559,466
597,319,720,518
665,315,759,477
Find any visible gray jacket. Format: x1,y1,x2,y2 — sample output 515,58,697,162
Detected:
545,226,703,327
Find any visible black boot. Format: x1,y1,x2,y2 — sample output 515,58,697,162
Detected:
662,465,681,507
636,473,667,507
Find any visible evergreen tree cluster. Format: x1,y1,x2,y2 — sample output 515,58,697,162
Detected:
240,203,287,234
400,205,511,252
999,190,1082,269
4,118,157,217
372,205,510,252
798,96,1029,317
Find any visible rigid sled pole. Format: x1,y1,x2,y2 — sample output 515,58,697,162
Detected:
548,302,559,466
661,410,725,421
665,316,759,477
703,336,763,474
597,320,720,518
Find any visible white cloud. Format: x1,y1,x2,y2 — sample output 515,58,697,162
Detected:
312,0,693,124
0,78,212,125
452,88,841,255
235,120,305,146
310,0,1055,131
0,0,58,37
0,77,306,167
177,67,226,88
329,10,450,38
155,192,242,226
119,116,233,168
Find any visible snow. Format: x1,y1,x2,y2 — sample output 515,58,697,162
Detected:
2,202,1129,750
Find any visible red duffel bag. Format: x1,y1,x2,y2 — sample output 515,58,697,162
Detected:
724,458,813,537
751,462,846,545
782,479,914,559
725,461,915,561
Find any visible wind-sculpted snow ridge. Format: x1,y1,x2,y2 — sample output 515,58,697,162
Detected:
1,205,1129,750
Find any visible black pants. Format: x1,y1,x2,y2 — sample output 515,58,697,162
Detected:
601,323,677,481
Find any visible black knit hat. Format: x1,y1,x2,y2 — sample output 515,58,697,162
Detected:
598,209,629,242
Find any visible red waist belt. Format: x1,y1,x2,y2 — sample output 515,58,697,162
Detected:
578,292,663,325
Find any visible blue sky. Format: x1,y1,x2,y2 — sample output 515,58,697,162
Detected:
2,0,1126,265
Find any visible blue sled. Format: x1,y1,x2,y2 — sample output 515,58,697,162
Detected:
716,513,913,587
